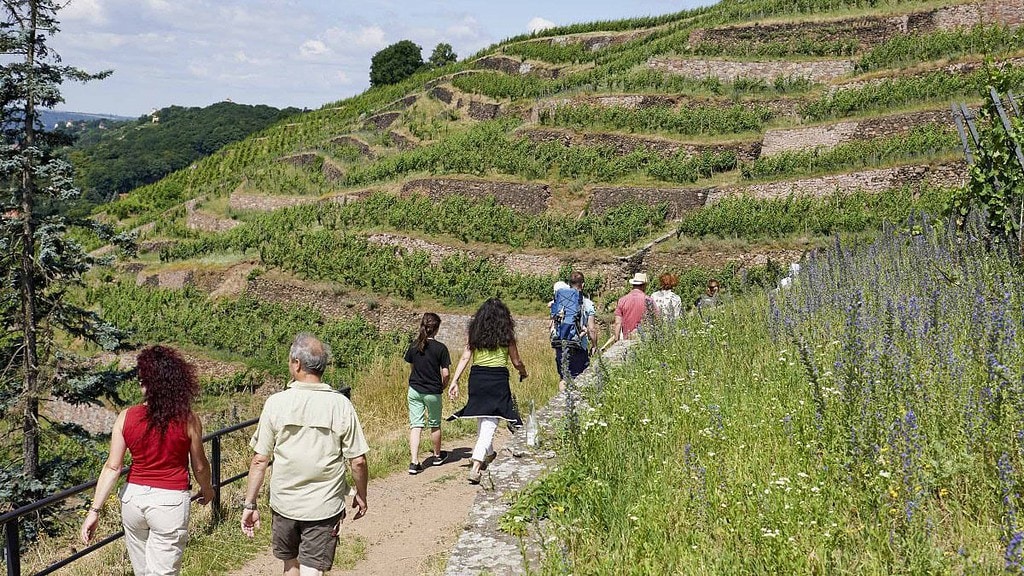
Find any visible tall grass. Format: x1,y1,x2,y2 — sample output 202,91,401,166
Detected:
507,220,1024,573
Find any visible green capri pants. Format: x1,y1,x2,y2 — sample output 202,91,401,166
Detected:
408,387,442,428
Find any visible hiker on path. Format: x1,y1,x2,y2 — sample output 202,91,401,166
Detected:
695,278,721,313
404,312,452,475
602,272,657,351
241,333,369,576
651,273,683,321
447,298,528,485
80,345,214,576
550,271,598,391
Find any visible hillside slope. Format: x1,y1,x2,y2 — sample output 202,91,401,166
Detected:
56,0,1024,572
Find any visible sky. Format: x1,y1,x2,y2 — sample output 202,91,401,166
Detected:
50,0,715,117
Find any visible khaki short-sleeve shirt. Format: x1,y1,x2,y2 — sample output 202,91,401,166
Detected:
250,381,369,521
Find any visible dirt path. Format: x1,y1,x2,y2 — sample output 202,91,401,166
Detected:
230,432,511,576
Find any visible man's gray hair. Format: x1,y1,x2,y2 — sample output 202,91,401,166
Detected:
290,332,330,376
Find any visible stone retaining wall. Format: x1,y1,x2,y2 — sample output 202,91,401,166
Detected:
330,135,375,159
539,29,652,52
429,85,454,104
387,130,419,150
834,56,1024,92
401,178,551,214
521,127,761,162
467,100,502,120
589,186,710,218
364,111,401,130
689,0,1024,51
321,159,345,182
649,56,856,83
761,109,953,156
709,161,966,202
532,94,800,123
278,152,319,168
184,199,239,233
474,55,562,79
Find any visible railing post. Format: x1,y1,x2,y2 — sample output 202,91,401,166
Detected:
4,519,21,576
211,436,222,522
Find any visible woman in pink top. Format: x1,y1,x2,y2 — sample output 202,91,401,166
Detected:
80,345,214,576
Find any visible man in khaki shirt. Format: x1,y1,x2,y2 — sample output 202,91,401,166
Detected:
241,333,369,576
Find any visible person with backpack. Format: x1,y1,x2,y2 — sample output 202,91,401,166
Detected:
404,312,452,475
602,272,658,351
549,271,597,391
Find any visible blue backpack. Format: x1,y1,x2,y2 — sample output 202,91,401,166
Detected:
550,288,586,350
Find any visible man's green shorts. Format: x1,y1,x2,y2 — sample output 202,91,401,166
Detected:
407,387,442,428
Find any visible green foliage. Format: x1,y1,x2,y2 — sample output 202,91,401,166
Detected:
70,102,300,208
801,63,1024,121
677,186,952,239
503,41,591,64
428,42,458,68
86,282,401,382
158,203,562,305
741,124,960,180
687,37,859,59
339,120,737,186
507,222,1024,573
857,26,1024,73
539,103,771,137
370,40,425,87
952,71,1024,248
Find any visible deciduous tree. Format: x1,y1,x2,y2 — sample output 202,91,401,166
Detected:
369,40,424,86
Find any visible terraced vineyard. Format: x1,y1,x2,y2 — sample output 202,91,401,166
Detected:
65,0,1024,572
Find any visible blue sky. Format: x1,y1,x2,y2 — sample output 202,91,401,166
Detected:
52,0,714,117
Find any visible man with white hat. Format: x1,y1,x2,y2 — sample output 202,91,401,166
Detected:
602,272,656,351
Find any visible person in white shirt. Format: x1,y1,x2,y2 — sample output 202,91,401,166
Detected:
651,273,683,321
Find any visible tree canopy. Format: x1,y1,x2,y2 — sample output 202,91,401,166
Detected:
370,40,424,86
429,42,458,68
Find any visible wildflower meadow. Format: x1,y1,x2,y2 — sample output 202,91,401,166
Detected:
507,220,1024,574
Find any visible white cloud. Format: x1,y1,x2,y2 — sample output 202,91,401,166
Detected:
336,71,352,85
323,25,388,50
299,39,330,58
62,0,107,25
526,16,556,33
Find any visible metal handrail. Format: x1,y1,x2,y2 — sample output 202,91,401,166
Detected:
2,416,259,576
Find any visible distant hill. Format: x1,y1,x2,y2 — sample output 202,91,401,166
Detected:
66,101,301,210
39,109,132,130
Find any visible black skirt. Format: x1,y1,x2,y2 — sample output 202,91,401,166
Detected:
448,365,522,426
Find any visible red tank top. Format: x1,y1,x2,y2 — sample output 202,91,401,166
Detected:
123,405,191,490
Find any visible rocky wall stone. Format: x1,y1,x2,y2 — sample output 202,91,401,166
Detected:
278,152,319,168
364,111,401,130
228,193,317,212
136,268,194,289
589,186,710,218
184,198,239,232
401,178,551,214
833,56,1024,92
330,135,375,159
387,130,419,150
366,233,462,264
520,128,761,162
688,0,1024,53
708,161,966,202
761,109,953,156
429,85,454,104
649,56,855,83
474,55,561,78
321,159,345,182
468,100,502,120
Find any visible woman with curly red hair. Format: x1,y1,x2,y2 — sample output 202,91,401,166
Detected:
80,345,214,576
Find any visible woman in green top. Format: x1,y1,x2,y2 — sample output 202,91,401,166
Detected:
448,298,528,484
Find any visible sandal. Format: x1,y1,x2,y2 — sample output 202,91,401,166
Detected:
468,469,482,485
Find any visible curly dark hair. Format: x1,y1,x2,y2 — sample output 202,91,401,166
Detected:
467,298,516,350
136,345,199,436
